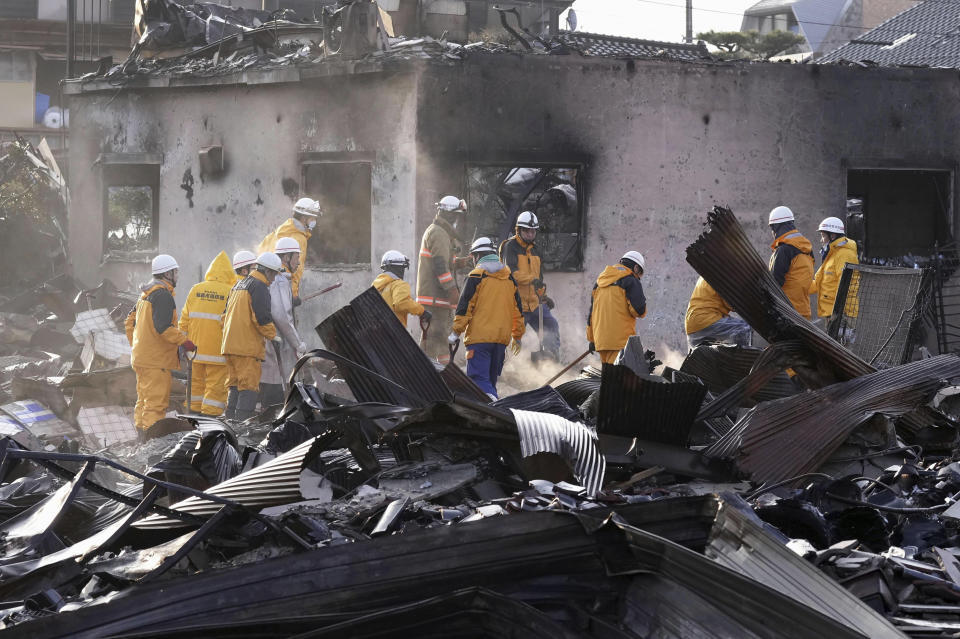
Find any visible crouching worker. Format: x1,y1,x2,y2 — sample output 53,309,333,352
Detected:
125,254,195,431
684,276,752,350
221,252,280,421
586,251,647,364
374,250,431,328
448,237,524,400
261,238,309,408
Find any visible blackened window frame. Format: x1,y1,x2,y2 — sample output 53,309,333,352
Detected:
98,153,162,262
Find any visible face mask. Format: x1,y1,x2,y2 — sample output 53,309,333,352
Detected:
308,219,317,230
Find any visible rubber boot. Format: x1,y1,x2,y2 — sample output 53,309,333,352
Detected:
259,383,284,409
235,389,259,422
224,386,239,420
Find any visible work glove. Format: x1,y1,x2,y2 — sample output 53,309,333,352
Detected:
272,336,283,344
453,256,473,270
532,279,544,291
542,295,555,310
448,332,460,347
181,340,197,352
588,341,596,354
296,342,308,359
510,338,522,356
420,309,433,324
292,295,302,308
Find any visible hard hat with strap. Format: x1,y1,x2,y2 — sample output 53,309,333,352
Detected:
768,206,795,225
620,250,645,273
232,250,256,270
274,237,301,254
380,250,410,270
293,197,321,217
256,252,283,272
516,210,539,229
470,237,497,255
437,195,467,213
818,216,845,234
152,254,179,275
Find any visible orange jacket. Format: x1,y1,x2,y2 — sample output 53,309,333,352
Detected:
257,218,310,297
499,234,545,313
769,229,814,319
452,259,524,346
221,270,278,360
178,251,235,365
684,277,732,335
125,279,187,370
373,272,425,326
586,265,646,352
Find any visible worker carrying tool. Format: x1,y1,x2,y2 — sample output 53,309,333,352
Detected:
374,250,431,328
257,197,321,303
810,216,859,320
178,251,234,416
684,276,752,350
586,251,647,365
499,211,560,363
124,254,195,431
260,238,308,408
448,237,524,400
232,250,256,278
221,252,280,421
767,206,815,319
417,195,467,365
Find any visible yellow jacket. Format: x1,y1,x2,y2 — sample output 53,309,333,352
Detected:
257,218,310,297
125,279,187,370
586,264,646,352
452,259,524,346
810,236,859,318
684,276,731,335
178,251,235,365
499,234,544,313
769,230,814,319
416,216,458,308
221,270,277,360
373,272,425,326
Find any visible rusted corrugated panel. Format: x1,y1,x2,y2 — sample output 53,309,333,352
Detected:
680,344,796,404
554,378,601,407
439,363,491,404
597,364,706,446
685,207,874,384
704,355,960,481
316,287,452,407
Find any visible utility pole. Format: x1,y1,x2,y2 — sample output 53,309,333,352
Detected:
66,0,75,78
686,0,693,43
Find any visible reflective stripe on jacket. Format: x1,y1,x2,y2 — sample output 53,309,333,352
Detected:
452,261,524,346
810,236,859,318
125,279,186,370
416,216,458,308
257,217,310,297
373,272,424,326
586,264,646,352
178,251,234,365
684,276,732,335
499,234,544,313
769,230,814,319
221,270,277,361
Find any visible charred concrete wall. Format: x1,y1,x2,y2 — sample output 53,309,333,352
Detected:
415,56,960,358
66,68,420,347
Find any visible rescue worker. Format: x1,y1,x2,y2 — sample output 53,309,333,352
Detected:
221,252,281,421
178,251,234,415
417,195,467,364
499,211,560,362
374,250,432,328
448,237,524,400
260,238,308,408
684,276,752,349
767,206,815,319
810,216,859,320
257,197,321,302
586,251,647,365
124,254,195,431
232,250,256,278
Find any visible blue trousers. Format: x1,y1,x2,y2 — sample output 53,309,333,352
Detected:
466,342,506,399
523,304,561,357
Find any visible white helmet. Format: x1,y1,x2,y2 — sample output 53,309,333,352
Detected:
437,195,466,213
516,211,539,229
293,197,321,217
255,252,283,272
470,237,497,255
380,250,410,270
274,237,301,254
621,250,645,273
768,206,795,225
818,216,845,234
232,250,256,270
151,254,179,275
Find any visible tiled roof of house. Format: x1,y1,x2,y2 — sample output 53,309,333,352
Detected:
556,30,710,61
818,0,960,67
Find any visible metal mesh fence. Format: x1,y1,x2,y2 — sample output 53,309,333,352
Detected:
827,264,932,367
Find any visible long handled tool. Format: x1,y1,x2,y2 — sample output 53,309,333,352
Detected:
419,312,432,345
184,349,196,414
272,339,289,395
530,297,547,366
542,349,591,387
301,282,343,303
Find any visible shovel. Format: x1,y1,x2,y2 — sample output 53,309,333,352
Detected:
542,349,591,387
530,298,547,366
184,348,196,414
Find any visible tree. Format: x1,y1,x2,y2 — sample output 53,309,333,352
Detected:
697,29,805,60
753,30,806,60
696,30,755,56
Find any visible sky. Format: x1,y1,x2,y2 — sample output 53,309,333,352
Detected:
562,0,758,43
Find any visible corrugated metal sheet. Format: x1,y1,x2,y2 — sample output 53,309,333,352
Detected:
134,432,335,529
705,494,904,639
680,344,797,404
597,364,706,446
439,362,491,404
492,386,580,421
554,378,602,407
510,409,605,497
704,355,960,481
316,287,452,407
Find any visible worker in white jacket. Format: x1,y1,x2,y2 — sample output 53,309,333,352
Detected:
259,237,307,407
